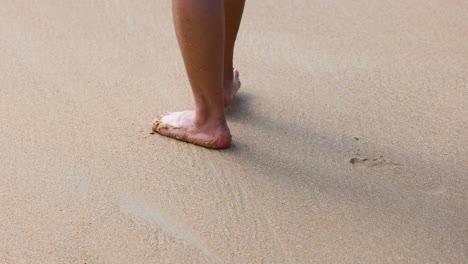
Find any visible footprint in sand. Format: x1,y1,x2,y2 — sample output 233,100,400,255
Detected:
350,137,400,168
350,155,399,167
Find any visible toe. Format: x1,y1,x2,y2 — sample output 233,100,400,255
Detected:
151,115,162,133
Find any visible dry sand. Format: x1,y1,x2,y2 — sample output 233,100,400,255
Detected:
1,0,467,263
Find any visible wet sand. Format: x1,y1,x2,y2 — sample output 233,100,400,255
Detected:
1,0,467,263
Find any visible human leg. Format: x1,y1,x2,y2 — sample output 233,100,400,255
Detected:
152,0,231,148
223,0,245,106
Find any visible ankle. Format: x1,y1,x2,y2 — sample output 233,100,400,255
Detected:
224,66,234,84
194,110,226,127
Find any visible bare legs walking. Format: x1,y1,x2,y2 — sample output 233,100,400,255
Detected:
152,0,245,149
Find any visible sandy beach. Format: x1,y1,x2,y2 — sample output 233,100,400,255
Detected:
1,0,467,262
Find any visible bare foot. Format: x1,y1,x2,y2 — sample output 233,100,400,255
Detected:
151,111,232,149
223,68,241,107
